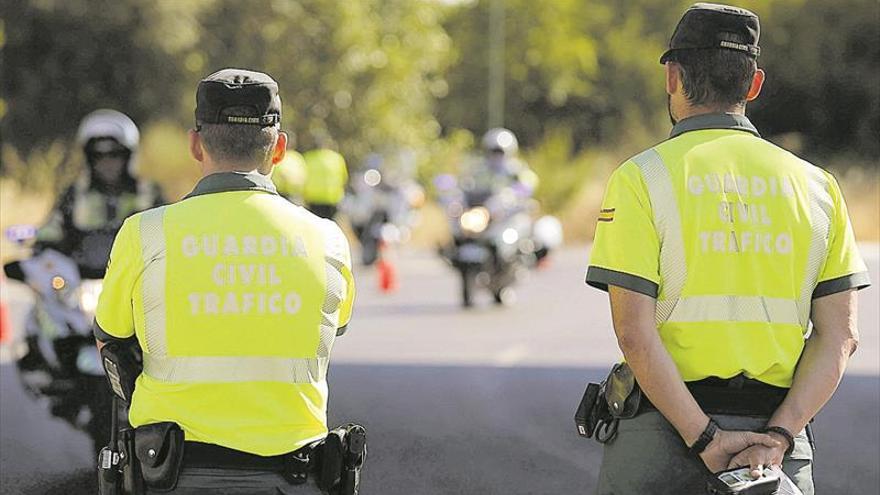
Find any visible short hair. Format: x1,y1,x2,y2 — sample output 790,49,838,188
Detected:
198,107,278,166
672,49,757,108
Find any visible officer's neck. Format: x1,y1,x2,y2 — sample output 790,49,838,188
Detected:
201,160,272,178
677,102,746,122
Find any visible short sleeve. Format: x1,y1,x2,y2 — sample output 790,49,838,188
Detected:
813,172,870,298
322,220,355,329
94,216,140,340
585,161,661,297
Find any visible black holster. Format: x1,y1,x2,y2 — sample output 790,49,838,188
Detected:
98,426,143,495
316,424,368,495
575,362,642,444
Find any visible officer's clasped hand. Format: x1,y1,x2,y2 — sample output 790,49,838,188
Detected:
726,434,788,480
698,428,781,474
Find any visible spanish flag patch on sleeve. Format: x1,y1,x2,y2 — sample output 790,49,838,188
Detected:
597,208,615,222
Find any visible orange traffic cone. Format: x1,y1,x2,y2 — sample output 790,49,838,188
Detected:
0,299,8,344
376,241,398,293
0,269,8,344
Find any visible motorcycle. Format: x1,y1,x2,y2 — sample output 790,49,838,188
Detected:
345,166,424,267
3,228,117,455
436,177,563,308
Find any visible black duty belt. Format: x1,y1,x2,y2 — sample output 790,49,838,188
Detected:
183,441,311,472
641,375,789,417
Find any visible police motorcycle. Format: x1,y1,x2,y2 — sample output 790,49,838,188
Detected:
3,228,117,455
436,174,563,308
344,153,425,266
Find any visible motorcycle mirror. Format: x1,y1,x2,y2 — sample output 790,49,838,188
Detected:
4,225,37,244
3,261,26,282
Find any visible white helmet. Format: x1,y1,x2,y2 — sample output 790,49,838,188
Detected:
76,109,140,172
481,127,519,156
77,109,139,150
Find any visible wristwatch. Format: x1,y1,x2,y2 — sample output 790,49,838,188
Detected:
689,418,719,456
760,425,795,457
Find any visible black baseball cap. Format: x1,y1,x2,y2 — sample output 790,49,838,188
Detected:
195,68,282,128
659,3,760,64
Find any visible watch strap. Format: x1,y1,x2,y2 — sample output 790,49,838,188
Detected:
689,418,719,456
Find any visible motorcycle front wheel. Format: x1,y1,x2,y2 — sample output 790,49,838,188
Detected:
460,267,475,308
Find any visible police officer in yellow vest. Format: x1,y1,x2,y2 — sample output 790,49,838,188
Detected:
272,148,308,204
94,69,355,493
584,4,870,494
302,148,349,220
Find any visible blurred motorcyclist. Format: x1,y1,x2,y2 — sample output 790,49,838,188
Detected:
345,152,424,266
36,109,164,278
469,128,539,198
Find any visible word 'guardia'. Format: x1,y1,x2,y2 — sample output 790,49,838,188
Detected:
182,235,308,258
688,173,796,197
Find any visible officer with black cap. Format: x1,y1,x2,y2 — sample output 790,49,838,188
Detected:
582,4,869,494
95,68,360,493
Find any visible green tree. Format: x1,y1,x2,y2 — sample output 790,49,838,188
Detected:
1,0,199,157
193,0,453,165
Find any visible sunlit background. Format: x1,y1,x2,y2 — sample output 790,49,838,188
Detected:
0,1,878,494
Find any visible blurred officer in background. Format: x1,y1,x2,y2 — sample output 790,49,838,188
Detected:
272,147,308,204
583,4,869,494
302,147,348,219
95,68,355,494
36,109,164,278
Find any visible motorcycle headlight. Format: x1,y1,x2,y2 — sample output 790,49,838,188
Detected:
460,207,490,234
78,280,104,316
364,169,382,187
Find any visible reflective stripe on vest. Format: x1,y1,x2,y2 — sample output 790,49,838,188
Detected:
631,149,687,325
138,207,334,384
630,149,833,330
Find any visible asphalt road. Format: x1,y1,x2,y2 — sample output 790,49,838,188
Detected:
1,245,878,494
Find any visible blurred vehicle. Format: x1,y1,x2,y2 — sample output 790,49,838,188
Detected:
3,228,130,455
436,173,562,308
344,153,425,266
436,129,561,308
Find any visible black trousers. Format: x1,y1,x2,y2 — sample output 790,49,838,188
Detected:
147,466,322,494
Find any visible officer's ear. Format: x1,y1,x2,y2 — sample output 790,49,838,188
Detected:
746,68,765,102
270,130,288,166
665,62,682,97
189,129,205,163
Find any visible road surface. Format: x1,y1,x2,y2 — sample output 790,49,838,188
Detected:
1,245,878,494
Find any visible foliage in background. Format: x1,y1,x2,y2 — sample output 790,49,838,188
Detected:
439,0,879,158
0,0,877,236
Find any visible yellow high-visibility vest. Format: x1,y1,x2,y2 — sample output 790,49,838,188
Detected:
96,171,355,455
586,113,869,387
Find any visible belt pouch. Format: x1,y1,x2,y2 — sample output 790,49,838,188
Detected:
339,424,367,495
120,427,144,495
134,422,185,492
574,382,603,438
317,430,345,493
604,362,642,419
